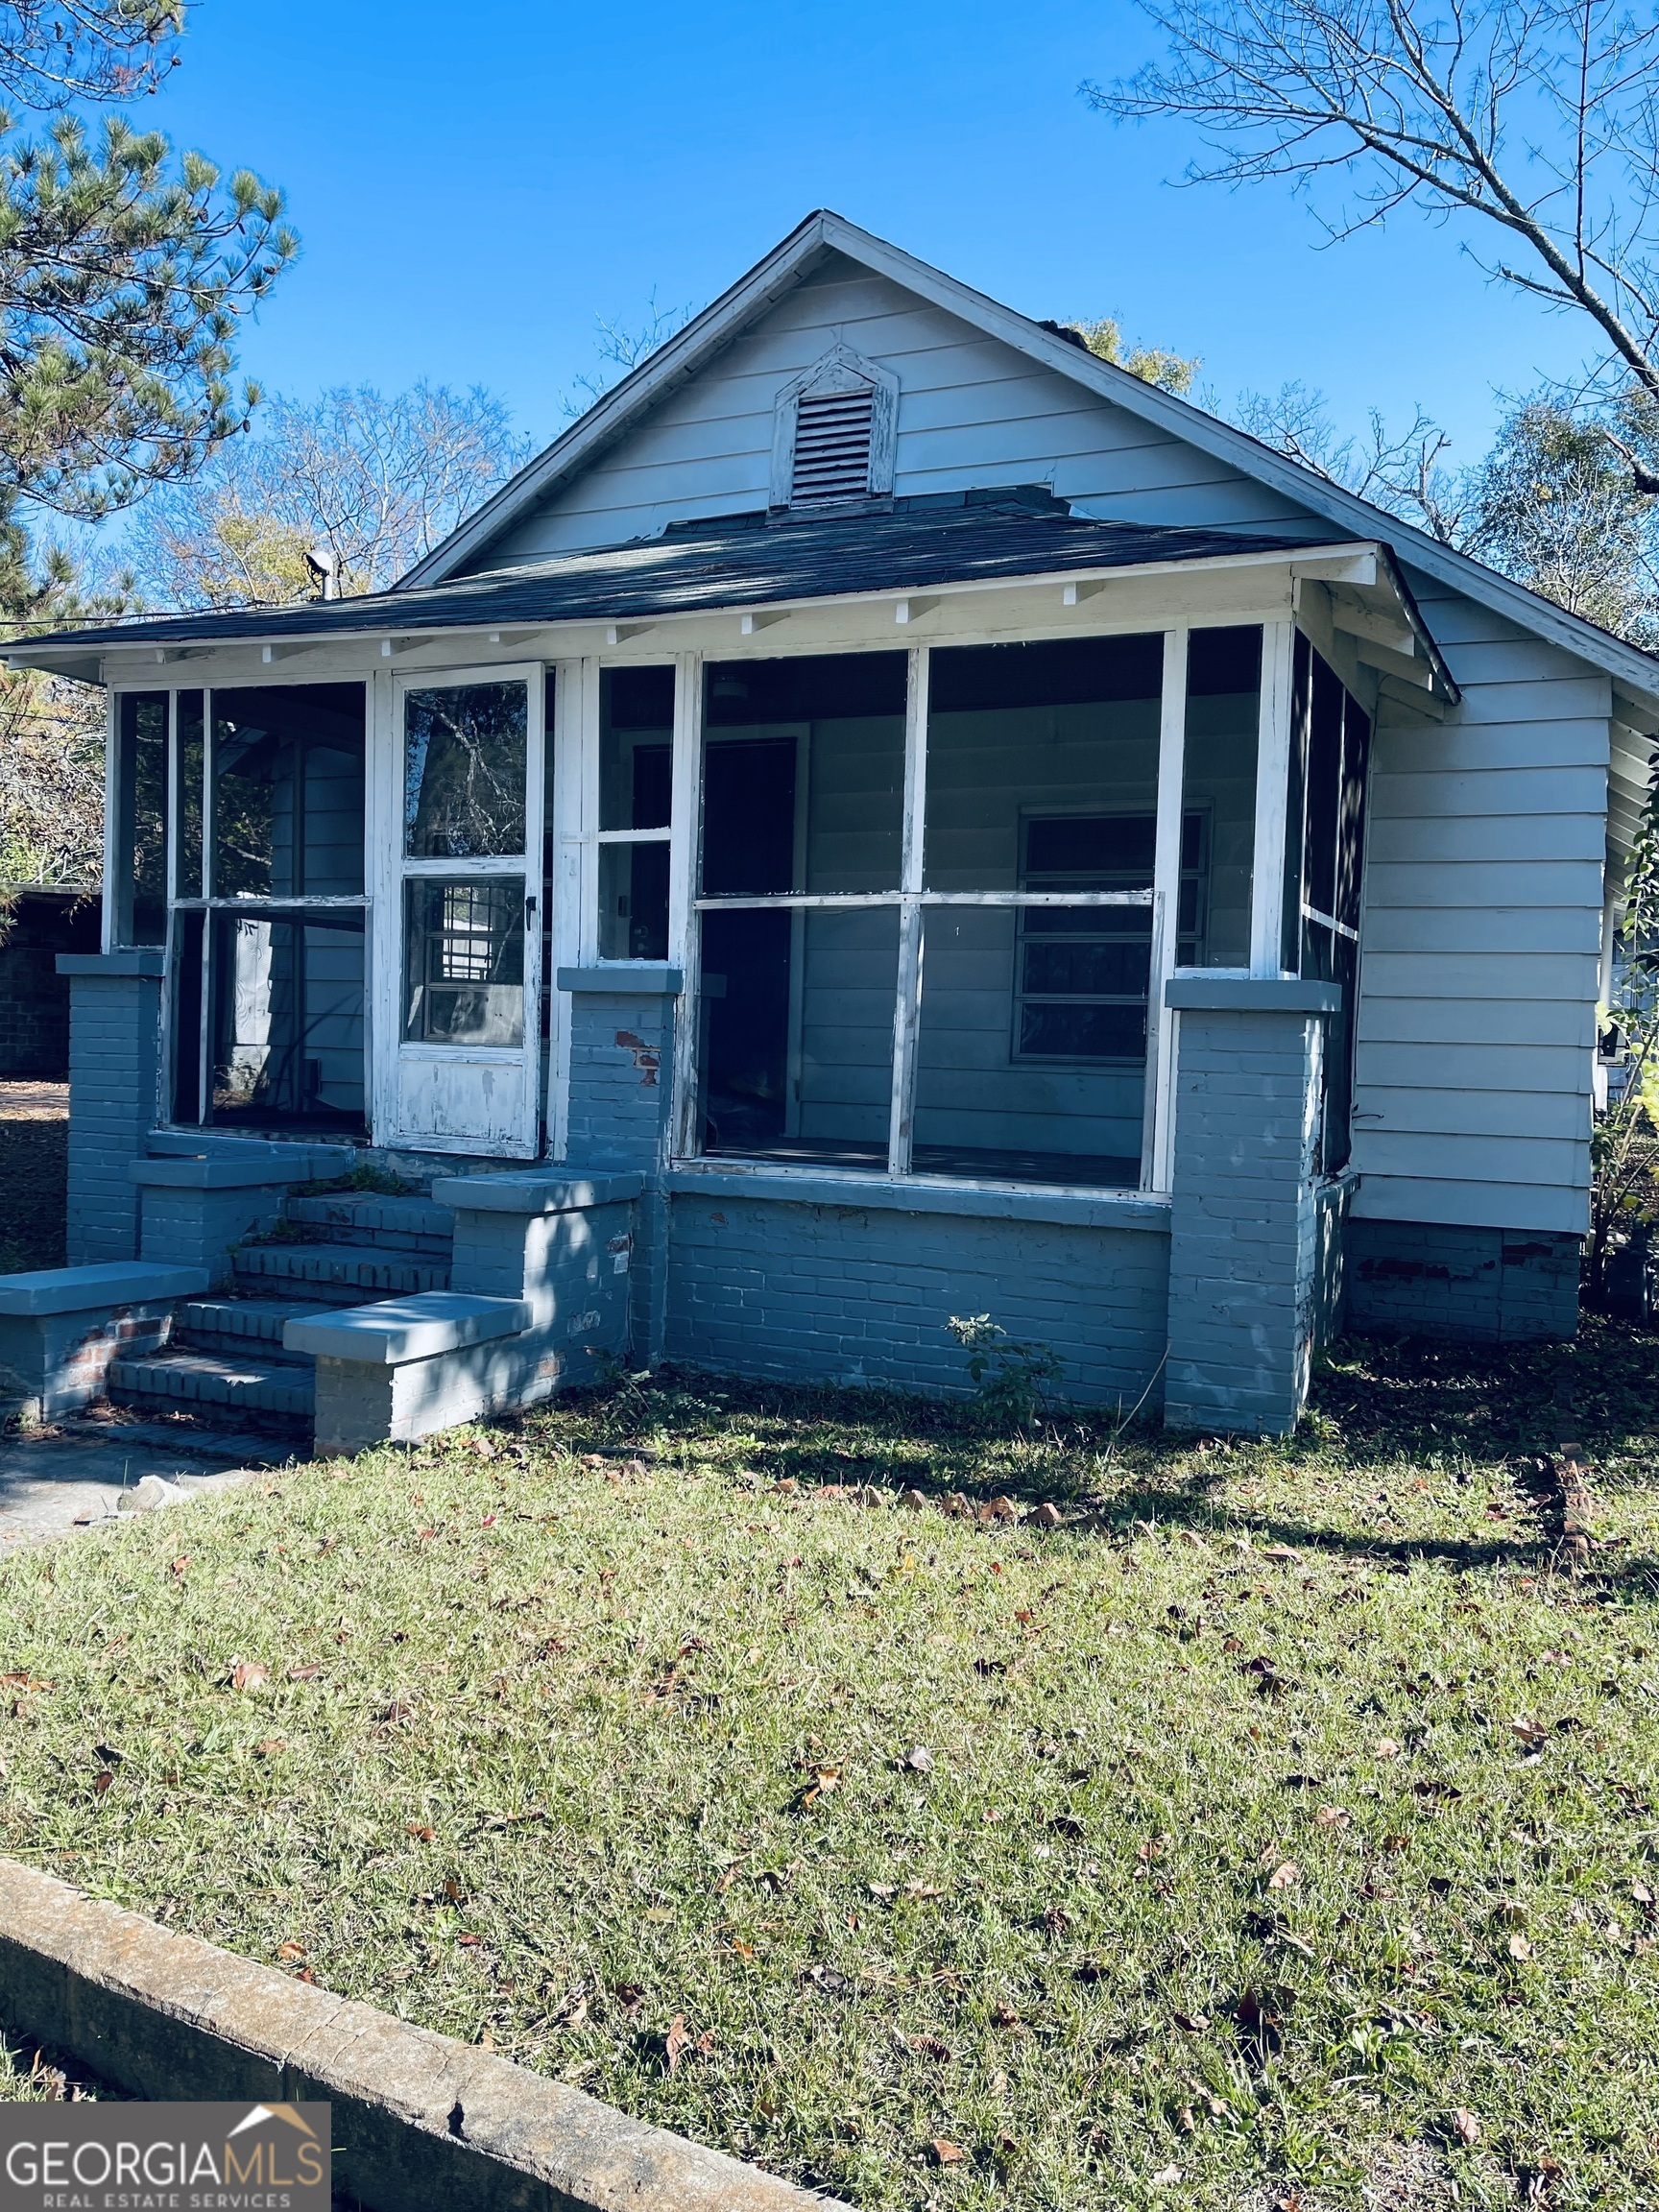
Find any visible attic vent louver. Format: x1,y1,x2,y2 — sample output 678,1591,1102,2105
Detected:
790,383,877,504
771,344,899,512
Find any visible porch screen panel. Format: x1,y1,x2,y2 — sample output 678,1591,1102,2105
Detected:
696,653,905,1165
599,666,672,960
1283,638,1371,1172
207,910,366,1128
211,685,366,898
1179,626,1261,967
185,685,370,1134
174,691,204,900
913,637,1162,1188
113,691,168,946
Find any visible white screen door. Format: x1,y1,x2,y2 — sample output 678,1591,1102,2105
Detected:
383,665,544,1157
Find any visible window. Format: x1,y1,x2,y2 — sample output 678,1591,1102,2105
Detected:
404,682,526,859
598,665,673,960
690,638,1186,1190
1284,636,1372,1171
1013,814,1158,1063
770,346,899,511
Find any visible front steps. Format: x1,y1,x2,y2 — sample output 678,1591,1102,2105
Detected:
107,1189,457,1439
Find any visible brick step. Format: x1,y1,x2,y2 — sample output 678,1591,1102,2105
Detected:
233,1243,450,1304
280,1195,454,1256
173,1298,322,1362
108,1351,315,1422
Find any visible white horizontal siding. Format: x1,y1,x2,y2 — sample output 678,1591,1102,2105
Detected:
1353,1174,1590,1235
1349,568,1608,1237
1357,1041,1589,1091
1356,1083,1588,1139
1359,950,1599,999
1359,904,1601,955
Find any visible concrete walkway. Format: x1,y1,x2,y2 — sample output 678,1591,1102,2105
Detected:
0,1419,292,1546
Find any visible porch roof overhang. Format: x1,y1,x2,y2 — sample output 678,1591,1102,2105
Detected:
4,503,1459,704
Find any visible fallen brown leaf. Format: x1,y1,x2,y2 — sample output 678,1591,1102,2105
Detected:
1267,1861,1301,1891
1453,2107,1479,2147
229,1661,269,1693
930,2140,966,2167
665,2015,691,2073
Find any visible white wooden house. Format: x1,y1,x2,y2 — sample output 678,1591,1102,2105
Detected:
2,212,1649,1447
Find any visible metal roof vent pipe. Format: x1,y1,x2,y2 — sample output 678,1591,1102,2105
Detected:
304,545,340,601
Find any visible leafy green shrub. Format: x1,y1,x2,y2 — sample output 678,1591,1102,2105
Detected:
946,1311,1064,1432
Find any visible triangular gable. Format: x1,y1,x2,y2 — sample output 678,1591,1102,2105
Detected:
402,210,1659,719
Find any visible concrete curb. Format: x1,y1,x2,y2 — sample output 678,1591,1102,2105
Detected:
0,1859,852,2212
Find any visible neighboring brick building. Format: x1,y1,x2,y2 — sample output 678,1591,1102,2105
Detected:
0,888,99,1079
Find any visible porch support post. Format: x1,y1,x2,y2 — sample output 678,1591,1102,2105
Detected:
1162,974,1340,1435
555,966,683,1367
57,951,165,1264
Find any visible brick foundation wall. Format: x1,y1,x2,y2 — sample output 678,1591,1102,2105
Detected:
663,1190,1169,1409
1344,1218,1582,1342
0,893,98,1079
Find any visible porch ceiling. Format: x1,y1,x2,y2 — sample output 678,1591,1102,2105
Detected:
6,501,1448,694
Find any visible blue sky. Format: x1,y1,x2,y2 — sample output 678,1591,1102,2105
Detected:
133,0,1589,470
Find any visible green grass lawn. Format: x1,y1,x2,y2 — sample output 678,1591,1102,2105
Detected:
1,1325,1657,2207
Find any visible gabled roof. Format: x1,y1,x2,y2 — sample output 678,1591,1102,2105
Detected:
404,208,1659,718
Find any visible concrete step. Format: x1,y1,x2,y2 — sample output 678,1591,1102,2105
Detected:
280,1195,454,1256
174,1298,322,1361
233,1242,451,1304
108,1351,316,1422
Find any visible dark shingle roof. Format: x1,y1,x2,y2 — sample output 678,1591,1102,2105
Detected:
14,504,1334,655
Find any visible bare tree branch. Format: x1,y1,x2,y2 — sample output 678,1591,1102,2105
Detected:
1086,0,1659,406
